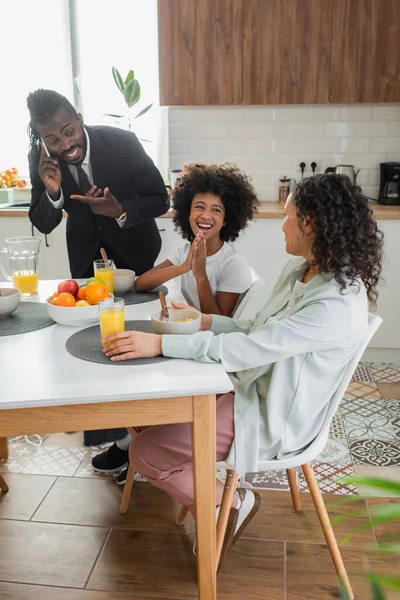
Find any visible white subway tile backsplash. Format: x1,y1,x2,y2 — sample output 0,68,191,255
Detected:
337,138,371,153
308,106,340,121
168,103,400,201
325,122,358,137
357,121,388,137
388,122,400,137
260,123,291,138
197,124,228,138
338,106,373,121
275,138,307,154
274,107,309,122
169,123,199,139
290,122,324,138
306,138,337,153
244,108,274,122
371,138,400,153
373,106,400,121
225,123,260,138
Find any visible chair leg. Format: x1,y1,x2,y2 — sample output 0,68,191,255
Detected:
119,462,135,514
175,505,190,526
286,468,302,512
216,469,238,565
0,474,9,493
302,463,354,600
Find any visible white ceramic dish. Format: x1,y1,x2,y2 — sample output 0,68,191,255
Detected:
45,297,100,327
0,288,21,317
114,268,135,294
151,308,201,335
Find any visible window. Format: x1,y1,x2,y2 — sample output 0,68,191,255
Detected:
0,0,165,179
0,0,74,176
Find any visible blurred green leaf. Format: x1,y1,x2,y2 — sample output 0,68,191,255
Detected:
135,103,153,119
124,79,141,108
370,578,387,600
104,113,124,118
125,69,135,85
371,575,400,590
343,476,400,495
112,66,125,93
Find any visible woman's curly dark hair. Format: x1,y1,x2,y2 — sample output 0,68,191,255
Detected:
171,163,259,242
292,173,384,308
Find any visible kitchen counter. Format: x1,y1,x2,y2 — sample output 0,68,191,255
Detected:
2,201,400,219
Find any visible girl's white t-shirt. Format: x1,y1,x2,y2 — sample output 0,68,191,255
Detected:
168,241,252,310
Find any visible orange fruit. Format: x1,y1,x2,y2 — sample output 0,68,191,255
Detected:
49,297,59,306
50,291,59,300
85,281,109,305
57,292,76,307
77,286,87,301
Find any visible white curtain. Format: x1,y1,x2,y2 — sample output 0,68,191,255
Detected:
74,0,167,178
0,0,74,176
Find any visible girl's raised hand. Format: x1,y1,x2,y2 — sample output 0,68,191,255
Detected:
192,233,207,280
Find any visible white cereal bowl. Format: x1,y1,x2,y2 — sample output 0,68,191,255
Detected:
0,288,21,317
151,308,201,335
114,269,135,294
46,298,100,327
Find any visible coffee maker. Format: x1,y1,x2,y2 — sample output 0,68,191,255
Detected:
378,162,400,205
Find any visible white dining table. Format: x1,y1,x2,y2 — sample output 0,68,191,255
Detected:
0,279,233,600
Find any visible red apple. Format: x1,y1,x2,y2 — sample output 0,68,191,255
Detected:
57,279,79,297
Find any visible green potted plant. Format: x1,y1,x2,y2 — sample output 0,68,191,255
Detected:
105,66,153,134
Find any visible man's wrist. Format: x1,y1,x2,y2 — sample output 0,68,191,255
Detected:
47,188,61,202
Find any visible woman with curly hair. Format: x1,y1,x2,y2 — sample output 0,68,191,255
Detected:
135,163,258,316
102,174,383,560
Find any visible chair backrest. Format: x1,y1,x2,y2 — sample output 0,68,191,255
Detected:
232,267,265,319
260,312,382,469
220,312,382,472
319,312,382,433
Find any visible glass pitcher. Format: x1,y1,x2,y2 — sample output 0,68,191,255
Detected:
0,236,41,295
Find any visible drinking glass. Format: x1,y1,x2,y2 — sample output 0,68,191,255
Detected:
98,296,125,346
0,236,41,295
93,259,114,294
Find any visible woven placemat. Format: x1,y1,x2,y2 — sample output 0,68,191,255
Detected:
120,285,168,306
0,302,54,337
65,320,172,366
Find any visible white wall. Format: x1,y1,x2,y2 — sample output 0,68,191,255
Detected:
169,104,400,201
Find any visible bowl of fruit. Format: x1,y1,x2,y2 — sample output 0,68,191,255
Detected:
45,278,112,326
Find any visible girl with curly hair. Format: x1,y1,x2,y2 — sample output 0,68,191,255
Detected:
102,174,383,561
135,163,258,316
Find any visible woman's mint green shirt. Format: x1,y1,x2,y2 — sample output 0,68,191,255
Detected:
162,257,368,475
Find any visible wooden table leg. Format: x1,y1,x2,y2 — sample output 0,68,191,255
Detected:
192,394,216,600
0,437,9,459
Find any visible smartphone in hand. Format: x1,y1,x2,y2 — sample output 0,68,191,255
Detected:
41,138,52,157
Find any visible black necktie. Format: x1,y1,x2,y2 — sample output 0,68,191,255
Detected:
76,164,92,194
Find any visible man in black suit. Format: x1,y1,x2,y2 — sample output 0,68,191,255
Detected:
27,89,169,278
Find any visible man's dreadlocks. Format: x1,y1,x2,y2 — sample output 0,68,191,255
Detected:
26,89,78,165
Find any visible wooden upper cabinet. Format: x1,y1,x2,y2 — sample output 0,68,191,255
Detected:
330,0,400,103
242,0,332,105
158,0,242,105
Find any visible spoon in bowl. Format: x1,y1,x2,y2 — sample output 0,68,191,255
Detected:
159,291,169,322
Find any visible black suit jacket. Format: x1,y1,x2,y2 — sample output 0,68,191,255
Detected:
29,126,169,277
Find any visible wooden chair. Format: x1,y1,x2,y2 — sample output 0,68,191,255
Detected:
121,313,382,600
0,474,9,493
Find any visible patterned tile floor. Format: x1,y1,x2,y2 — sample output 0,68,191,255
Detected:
2,362,400,496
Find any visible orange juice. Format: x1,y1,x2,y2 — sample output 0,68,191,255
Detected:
100,308,125,344
12,271,38,294
95,267,114,294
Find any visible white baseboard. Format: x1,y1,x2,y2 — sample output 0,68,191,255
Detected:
362,348,400,363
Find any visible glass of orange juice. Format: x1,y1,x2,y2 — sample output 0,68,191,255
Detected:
0,236,41,295
93,259,114,294
98,296,125,346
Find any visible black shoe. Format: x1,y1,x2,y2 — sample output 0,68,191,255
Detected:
115,468,128,485
92,443,129,473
